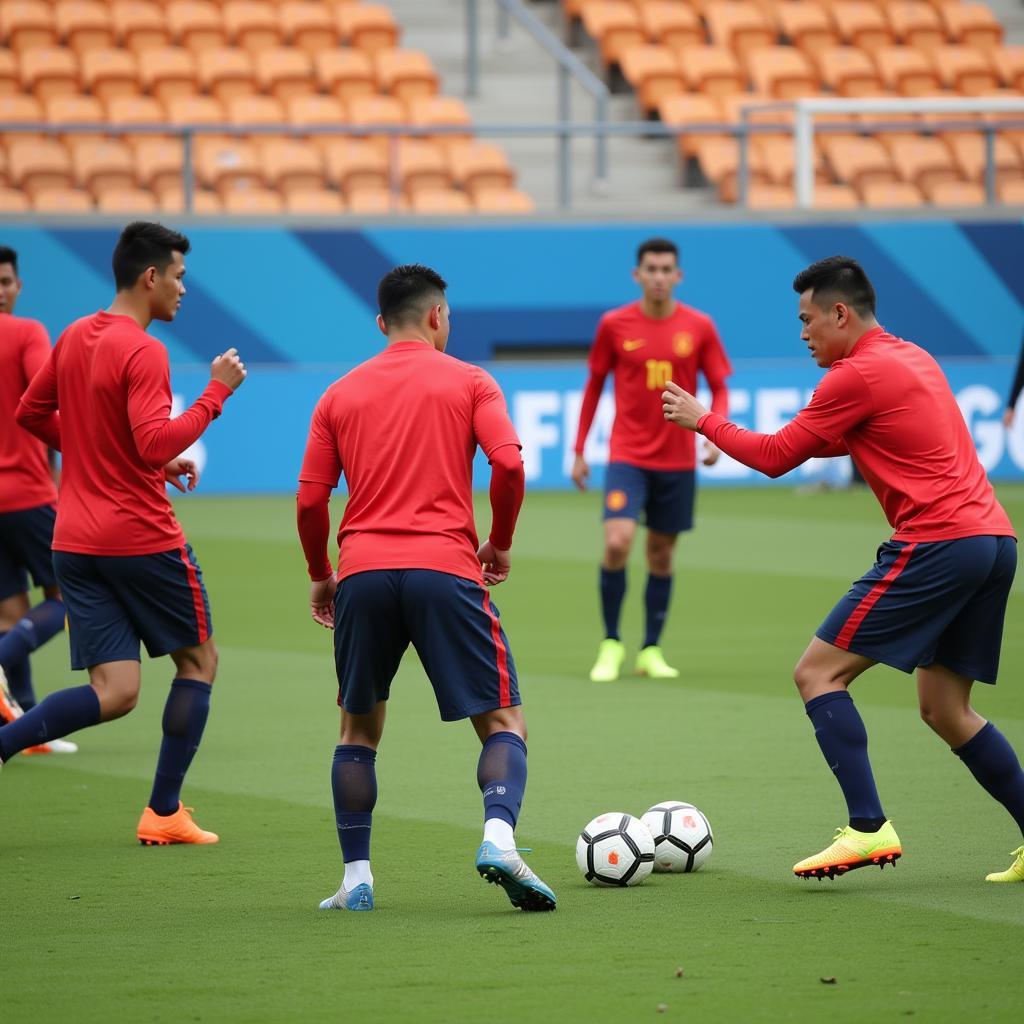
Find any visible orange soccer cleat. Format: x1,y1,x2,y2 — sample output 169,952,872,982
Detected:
793,821,902,880
137,802,219,846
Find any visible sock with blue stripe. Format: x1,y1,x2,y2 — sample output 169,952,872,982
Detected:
643,573,673,648
805,690,886,830
148,678,212,815
333,744,377,888
600,567,626,641
0,599,65,673
0,683,100,761
478,731,528,849
954,721,1024,837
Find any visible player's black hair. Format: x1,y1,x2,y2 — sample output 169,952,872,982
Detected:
636,237,678,266
112,221,190,291
377,264,447,328
0,246,18,274
792,255,877,317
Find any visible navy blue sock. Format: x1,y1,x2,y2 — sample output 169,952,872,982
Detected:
0,684,100,761
954,721,1024,837
6,657,36,710
0,599,65,672
805,691,886,826
600,567,626,641
477,731,528,828
643,573,673,649
332,744,377,862
148,679,212,816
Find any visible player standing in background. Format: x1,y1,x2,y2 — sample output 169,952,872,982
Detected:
0,247,75,753
297,264,556,913
662,255,1024,884
3,222,247,848
572,238,732,684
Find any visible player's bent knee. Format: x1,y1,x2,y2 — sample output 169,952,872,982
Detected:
172,640,218,683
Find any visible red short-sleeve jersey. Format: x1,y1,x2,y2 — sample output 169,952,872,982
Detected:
299,340,521,584
590,301,732,470
0,314,58,514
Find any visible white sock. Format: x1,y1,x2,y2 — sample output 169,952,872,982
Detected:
483,818,515,850
343,860,373,890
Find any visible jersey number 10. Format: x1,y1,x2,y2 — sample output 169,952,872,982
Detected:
645,360,672,390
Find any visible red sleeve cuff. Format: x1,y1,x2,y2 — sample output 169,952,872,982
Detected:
697,411,724,436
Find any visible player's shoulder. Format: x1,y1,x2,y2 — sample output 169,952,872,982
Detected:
0,313,48,344
599,301,640,327
674,302,718,333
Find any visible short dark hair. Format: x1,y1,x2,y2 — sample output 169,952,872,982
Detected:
792,255,876,317
0,246,18,274
637,237,678,265
112,221,190,291
377,264,447,328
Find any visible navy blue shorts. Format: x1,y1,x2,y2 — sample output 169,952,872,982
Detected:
603,462,695,534
817,535,1017,683
53,545,212,670
333,569,520,722
0,504,57,600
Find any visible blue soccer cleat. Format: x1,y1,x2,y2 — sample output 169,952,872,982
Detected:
318,882,374,911
476,841,556,912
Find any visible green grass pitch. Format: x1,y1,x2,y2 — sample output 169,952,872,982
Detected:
4,485,1023,1023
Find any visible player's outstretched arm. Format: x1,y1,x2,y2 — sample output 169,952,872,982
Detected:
296,480,336,627
479,443,524,586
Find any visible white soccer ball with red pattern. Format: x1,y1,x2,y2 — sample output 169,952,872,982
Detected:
576,812,656,887
641,801,714,873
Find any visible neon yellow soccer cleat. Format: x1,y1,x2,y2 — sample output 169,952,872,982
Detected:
985,846,1024,883
634,646,679,679
589,639,626,683
793,821,902,880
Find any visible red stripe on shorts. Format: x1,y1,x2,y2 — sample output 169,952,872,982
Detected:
179,547,210,644
834,542,917,650
482,591,511,708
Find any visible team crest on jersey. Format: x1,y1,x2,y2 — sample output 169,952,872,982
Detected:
606,490,628,512
673,332,694,357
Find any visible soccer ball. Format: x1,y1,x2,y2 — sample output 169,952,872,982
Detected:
640,802,714,873
576,812,656,887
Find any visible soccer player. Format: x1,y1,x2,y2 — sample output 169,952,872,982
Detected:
572,238,732,684
662,255,1024,884
0,246,75,754
297,264,555,913
2,221,246,847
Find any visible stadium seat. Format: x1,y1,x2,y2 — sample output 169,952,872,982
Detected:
677,46,746,97
259,138,324,193
164,93,225,128
130,136,185,193
580,2,646,67
45,94,106,137
323,138,389,192
810,182,860,209
883,135,961,192
346,187,400,214
405,96,473,148
997,178,1024,203
447,141,516,192
619,45,684,113
335,4,400,53
924,179,987,205
930,45,1001,95
754,134,829,186
745,183,795,209
0,52,17,95
138,47,199,104
286,93,347,145
374,49,440,101
223,0,282,53
640,2,705,53
658,94,726,158
347,94,406,141
96,185,159,212
155,185,222,213
112,1,170,56
226,93,286,133
255,48,315,101
991,46,1024,90
197,47,255,102
106,94,166,136
280,2,337,55
395,138,450,196
813,45,883,95
472,187,536,213
860,179,926,207
221,186,285,213
0,188,30,212
19,47,80,101
704,2,775,60
872,46,942,94
943,132,1024,183
940,4,1003,51
693,136,771,202
745,45,818,98
0,2,56,54
55,1,114,54
194,137,261,190
0,94,46,141
7,138,74,195
33,186,94,211
80,48,140,103
831,1,894,50
167,0,226,52
408,187,473,215
283,187,346,213
314,48,376,101
820,134,898,190
885,1,945,52
68,136,136,192
776,3,839,54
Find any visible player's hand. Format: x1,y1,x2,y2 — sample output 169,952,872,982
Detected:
310,575,337,628
477,541,511,586
571,454,590,491
164,457,199,492
1005,407,1016,429
662,381,708,432
701,441,721,467
211,347,247,391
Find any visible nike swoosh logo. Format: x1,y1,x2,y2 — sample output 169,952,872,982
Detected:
623,340,645,351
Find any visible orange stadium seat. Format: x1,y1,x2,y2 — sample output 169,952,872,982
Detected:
0,189,31,212
745,45,818,98
929,45,1000,94
640,2,705,53
940,4,1003,51
811,182,860,209
745,183,795,209
997,178,1024,203
944,133,1024,183
227,93,285,127
68,136,136,192
259,138,324,193
447,141,516,192
0,94,46,138
112,2,169,55
281,2,337,55
347,187,401,214
991,46,1024,90
883,134,961,191
286,93,348,147
886,1,945,52
7,138,75,195
813,45,883,95
408,188,473,215
167,1,226,52
0,3,56,53
33,186,94,211
374,49,440,101
775,3,839,55
581,2,646,67
395,138,450,195
830,1,894,51
223,0,281,53
693,136,770,202
472,187,535,213
923,179,986,205
347,94,405,138
138,47,199,104
704,2,775,61
754,134,829,186
156,187,222,213
130,136,185,193
194,137,261,190
96,186,160,213
872,46,942,94
0,52,18,95
658,94,726,158
335,4,400,53
315,49,376,101
164,93,225,128
55,1,114,54
19,47,80,101
405,96,473,147
677,46,746,96
255,48,316,101
80,48,140,103
860,179,926,207
221,187,285,214
283,187,346,213
106,94,165,132
820,134,898,190
619,45,684,113
717,91,796,129
45,94,106,136
323,138,389,192
197,47,255,102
